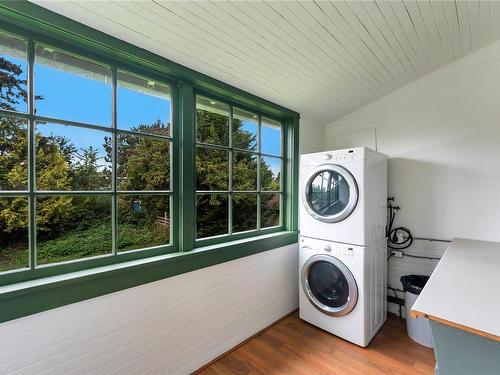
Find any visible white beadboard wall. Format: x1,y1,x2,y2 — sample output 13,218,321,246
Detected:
0,245,298,375
323,39,500,314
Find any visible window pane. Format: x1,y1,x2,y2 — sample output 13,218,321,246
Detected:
261,193,280,228
0,33,28,112
196,194,228,239
196,95,229,145
233,151,257,191
233,193,257,233
233,107,257,151
36,123,112,191
35,44,112,125
0,196,28,272
196,146,228,190
0,117,28,191
117,71,171,136
36,195,112,265
117,195,170,252
261,156,281,191
261,117,282,156
117,134,170,191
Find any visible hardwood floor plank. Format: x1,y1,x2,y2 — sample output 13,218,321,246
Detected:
196,313,435,375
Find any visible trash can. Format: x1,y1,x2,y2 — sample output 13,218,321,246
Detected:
400,275,434,348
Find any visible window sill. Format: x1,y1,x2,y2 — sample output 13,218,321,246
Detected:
0,231,298,323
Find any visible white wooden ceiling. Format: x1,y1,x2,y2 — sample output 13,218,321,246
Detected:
32,0,500,125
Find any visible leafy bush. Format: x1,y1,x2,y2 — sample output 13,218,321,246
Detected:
0,243,28,272
117,224,169,252
37,223,112,264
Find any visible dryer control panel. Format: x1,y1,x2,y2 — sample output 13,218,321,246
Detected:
301,147,366,166
329,245,356,258
328,149,357,163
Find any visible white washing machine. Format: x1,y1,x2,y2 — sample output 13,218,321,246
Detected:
299,236,387,347
300,147,387,246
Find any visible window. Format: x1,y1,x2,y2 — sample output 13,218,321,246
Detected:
1,32,30,272
0,31,173,272
195,95,283,240
0,10,298,310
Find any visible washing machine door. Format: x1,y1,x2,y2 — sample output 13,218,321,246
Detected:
302,164,358,223
301,254,358,316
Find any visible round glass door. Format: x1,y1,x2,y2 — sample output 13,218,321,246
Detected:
301,254,358,316
302,164,358,223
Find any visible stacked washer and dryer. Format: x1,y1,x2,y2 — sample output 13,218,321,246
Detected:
299,147,387,347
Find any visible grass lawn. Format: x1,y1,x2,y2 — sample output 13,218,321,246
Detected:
0,223,169,272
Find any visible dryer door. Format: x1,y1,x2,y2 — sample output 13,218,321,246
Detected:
301,254,358,316
302,164,358,223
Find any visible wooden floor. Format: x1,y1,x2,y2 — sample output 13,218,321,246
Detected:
197,312,436,375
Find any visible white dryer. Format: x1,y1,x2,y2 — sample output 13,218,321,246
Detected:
299,236,387,347
300,147,387,246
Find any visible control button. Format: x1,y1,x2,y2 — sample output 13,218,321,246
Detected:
324,153,332,161
324,245,332,252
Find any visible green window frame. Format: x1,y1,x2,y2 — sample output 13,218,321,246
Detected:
194,93,285,244
0,1,299,323
0,30,175,283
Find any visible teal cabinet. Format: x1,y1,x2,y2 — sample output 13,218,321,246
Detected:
431,321,500,375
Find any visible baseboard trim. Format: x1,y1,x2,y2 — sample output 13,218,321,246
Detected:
191,308,298,374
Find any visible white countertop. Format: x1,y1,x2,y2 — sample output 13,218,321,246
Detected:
411,238,500,342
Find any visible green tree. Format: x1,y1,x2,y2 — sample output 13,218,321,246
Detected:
72,146,110,190
107,121,171,249
1,47,280,268
0,56,27,111
195,109,278,237
0,54,74,255
0,116,27,191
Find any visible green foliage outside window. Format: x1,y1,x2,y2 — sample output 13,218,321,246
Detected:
0,40,174,270
195,97,281,239
0,33,282,274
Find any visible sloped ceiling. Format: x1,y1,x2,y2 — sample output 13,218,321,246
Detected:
32,0,500,125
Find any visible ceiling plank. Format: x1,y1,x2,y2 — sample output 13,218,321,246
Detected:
443,0,464,59
456,0,472,55
492,1,500,40
479,0,492,47
294,0,383,98
360,0,421,79
468,0,482,51
403,0,444,69
334,1,409,85
312,1,395,89
390,0,434,72
160,0,345,108
219,1,368,109
349,0,416,82
375,0,429,75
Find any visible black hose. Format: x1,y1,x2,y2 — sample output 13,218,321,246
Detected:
387,227,413,250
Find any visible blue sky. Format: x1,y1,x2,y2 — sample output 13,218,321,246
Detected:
5,53,282,171
34,64,170,157
229,117,281,176
261,125,281,156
